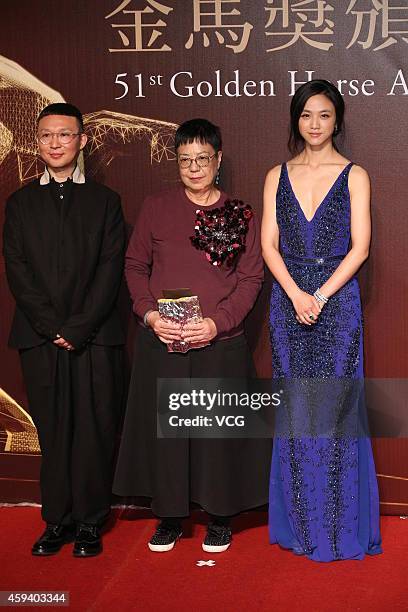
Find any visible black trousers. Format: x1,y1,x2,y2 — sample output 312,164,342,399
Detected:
20,343,124,526
113,328,272,517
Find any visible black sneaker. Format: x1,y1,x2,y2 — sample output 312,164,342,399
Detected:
202,522,232,553
148,521,182,552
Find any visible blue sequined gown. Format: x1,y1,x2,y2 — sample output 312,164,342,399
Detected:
269,162,382,561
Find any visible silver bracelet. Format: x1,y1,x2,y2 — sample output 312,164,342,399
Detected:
143,309,154,327
313,289,328,305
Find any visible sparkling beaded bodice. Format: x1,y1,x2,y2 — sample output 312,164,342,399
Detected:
277,163,353,258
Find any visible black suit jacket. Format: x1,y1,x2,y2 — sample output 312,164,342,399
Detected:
3,177,126,349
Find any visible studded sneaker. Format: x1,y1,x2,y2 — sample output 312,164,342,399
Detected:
202,522,232,553
148,521,182,552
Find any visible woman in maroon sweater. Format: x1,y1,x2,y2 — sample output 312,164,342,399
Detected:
113,119,271,553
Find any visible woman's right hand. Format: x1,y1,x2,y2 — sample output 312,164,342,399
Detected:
290,290,321,326
146,311,182,344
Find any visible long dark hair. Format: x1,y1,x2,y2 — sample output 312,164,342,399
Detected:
288,79,345,153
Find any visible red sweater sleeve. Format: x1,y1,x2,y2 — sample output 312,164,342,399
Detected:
210,212,264,335
125,197,157,319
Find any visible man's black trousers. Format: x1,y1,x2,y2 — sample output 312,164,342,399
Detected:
20,343,124,526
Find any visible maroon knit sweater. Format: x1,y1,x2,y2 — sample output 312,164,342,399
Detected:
125,186,264,339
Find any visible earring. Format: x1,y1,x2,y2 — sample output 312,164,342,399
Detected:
333,124,338,136
215,171,220,186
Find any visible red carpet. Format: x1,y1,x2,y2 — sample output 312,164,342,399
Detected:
0,508,406,611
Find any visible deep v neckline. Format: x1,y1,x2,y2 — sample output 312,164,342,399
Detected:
284,162,353,223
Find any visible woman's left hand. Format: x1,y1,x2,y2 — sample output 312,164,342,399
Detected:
181,318,217,343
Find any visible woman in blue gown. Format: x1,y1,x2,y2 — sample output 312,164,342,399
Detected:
261,80,382,561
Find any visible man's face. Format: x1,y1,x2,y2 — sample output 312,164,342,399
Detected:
37,114,87,174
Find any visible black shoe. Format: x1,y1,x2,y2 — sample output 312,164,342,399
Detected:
73,524,102,557
31,524,75,556
202,522,232,553
148,521,182,552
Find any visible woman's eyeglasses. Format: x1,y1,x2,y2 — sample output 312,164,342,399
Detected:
177,153,217,169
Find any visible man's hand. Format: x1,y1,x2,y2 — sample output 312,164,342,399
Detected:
181,318,217,343
53,335,75,351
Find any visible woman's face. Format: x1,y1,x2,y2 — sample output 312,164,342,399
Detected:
177,139,222,192
298,94,336,148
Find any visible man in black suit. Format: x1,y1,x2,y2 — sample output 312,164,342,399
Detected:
3,103,125,557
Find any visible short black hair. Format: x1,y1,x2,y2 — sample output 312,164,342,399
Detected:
175,118,222,152
37,102,84,132
288,79,345,153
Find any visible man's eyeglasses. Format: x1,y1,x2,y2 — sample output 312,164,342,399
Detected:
38,131,82,145
177,153,217,169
